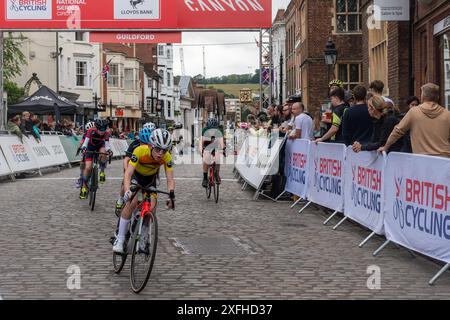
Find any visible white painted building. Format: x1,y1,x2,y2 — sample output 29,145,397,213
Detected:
271,10,287,105
157,43,175,123
12,31,101,126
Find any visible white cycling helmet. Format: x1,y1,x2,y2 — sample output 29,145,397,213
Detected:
143,122,156,130
85,121,95,131
149,128,172,150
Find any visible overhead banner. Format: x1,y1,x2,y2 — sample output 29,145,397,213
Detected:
0,0,271,30
0,136,40,172
384,152,450,263
284,139,310,199
308,142,346,212
344,148,386,235
90,32,182,43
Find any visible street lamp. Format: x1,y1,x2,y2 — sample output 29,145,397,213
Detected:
324,37,338,85
93,92,99,119
109,99,113,128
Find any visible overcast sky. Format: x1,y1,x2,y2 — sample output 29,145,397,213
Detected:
172,0,291,78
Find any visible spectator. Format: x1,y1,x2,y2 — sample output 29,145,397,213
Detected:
396,96,419,153
7,115,25,143
268,105,282,128
344,90,355,107
21,111,41,143
329,79,344,95
379,83,450,158
342,85,373,146
280,103,293,135
289,102,313,140
41,122,51,132
406,96,420,109
315,87,348,143
368,80,395,106
352,96,403,153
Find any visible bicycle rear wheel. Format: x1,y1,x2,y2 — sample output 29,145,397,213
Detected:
130,212,158,293
206,166,213,199
213,167,219,203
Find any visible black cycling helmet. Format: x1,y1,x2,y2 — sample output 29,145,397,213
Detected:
94,118,109,131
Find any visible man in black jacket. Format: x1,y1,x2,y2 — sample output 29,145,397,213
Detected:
20,111,41,143
342,85,373,146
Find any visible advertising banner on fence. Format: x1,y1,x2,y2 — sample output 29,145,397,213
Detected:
384,152,450,263
0,148,12,176
235,135,284,190
0,0,271,30
110,138,128,157
284,139,310,199
344,148,385,235
59,135,82,163
0,136,39,172
26,135,69,168
307,142,346,212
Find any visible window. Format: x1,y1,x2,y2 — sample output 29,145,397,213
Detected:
108,64,119,87
167,49,171,59
159,70,164,83
147,77,152,88
168,101,171,118
337,63,362,90
158,45,164,56
336,0,361,33
167,72,171,87
120,65,124,88
146,98,152,112
76,61,87,87
124,68,135,90
75,32,85,41
369,21,388,94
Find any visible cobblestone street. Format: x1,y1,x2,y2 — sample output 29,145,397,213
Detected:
0,160,448,299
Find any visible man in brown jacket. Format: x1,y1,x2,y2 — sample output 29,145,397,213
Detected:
378,83,450,158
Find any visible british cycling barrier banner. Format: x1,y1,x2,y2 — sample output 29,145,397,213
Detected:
0,135,40,173
343,148,386,235
235,134,285,190
0,145,13,176
26,135,69,168
0,0,271,30
384,152,450,263
307,142,346,213
109,138,128,157
284,139,310,200
59,135,83,163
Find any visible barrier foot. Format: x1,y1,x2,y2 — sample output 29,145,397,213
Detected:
323,210,339,225
38,170,43,177
253,190,260,201
373,240,391,257
333,216,348,230
241,182,247,191
9,174,16,182
429,264,450,286
298,201,312,215
290,196,302,209
359,232,376,248
67,163,72,169
258,191,278,202
275,191,286,202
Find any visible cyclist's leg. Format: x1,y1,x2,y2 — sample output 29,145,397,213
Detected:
77,155,85,188
98,146,107,181
202,149,210,187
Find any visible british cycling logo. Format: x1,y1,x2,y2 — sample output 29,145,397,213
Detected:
114,0,159,20
7,0,52,19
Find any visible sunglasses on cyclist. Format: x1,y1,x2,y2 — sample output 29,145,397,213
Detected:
152,147,168,154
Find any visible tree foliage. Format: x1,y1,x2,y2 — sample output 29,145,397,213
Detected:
3,33,27,81
192,70,260,85
4,81,25,105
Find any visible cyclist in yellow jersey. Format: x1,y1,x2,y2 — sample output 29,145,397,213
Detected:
113,128,175,254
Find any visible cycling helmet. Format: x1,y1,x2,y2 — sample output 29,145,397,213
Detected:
143,122,156,131
206,118,218,128
94,118,109,131
138,127,152,144
85,121,95,131
329,79,344,88
149,128,172,150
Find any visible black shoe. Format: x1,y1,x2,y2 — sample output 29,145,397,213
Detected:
202,177,208,188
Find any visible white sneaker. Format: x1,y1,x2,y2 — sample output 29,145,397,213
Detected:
113,237,125,254
139,226,149,252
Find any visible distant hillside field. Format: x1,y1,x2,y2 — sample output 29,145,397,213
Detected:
207,83,259,98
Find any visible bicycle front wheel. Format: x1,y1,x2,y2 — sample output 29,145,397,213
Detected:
130,212,158,293
90,167,98,211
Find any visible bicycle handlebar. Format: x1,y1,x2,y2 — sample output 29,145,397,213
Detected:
129,184,170,196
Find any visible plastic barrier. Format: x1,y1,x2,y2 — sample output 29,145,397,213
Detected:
343,148,386,236
26,135,69,168
0,147,12,176
0,135,40,173
284,139,311,200
59,135,83,163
